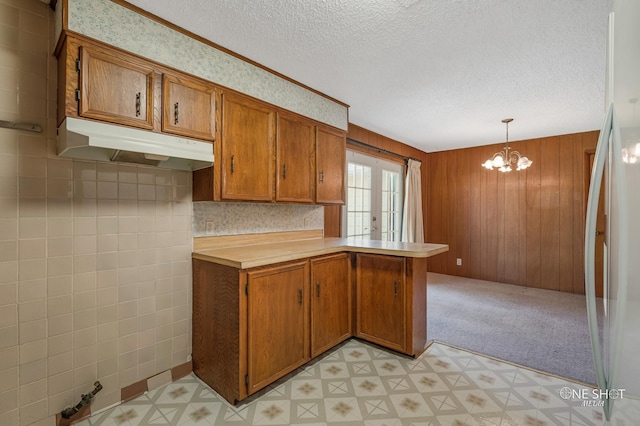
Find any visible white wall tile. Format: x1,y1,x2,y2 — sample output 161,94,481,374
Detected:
73,162,96,181
19,218,46,239
45,277,71,298
17,157,45,179
18,340,46,365
0,389,18,418
18,279,45,302
18,299,45,323
0,177,17,198
19,319,45,344
46,333,71,358
0,219,17,241
0,240,16,262
0,305,16,329
46,218,71,238
18,238,45,260
19,258,45,280
0,262,17,285
0,346,18,372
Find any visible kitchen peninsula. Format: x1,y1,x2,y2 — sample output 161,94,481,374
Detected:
192,230,448,404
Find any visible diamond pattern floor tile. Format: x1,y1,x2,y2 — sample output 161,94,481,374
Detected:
80,340,619,426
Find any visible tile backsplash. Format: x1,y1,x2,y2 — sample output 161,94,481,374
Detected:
192,202,324,237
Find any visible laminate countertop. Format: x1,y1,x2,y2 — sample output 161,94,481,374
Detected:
192,237,449,269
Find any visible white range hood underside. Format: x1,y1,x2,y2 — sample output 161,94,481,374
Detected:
57,117,214,171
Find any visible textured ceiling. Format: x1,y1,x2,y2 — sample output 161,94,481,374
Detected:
125,0,613,152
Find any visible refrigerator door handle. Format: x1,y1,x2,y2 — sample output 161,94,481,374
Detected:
585,103,612,409
585,103,630,421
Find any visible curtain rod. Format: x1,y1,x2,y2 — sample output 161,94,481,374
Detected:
346,137,421,163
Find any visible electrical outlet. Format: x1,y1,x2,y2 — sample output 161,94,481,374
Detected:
205,221,215,234
456,258,462,266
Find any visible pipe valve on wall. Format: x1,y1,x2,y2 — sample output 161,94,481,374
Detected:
60,381,103,419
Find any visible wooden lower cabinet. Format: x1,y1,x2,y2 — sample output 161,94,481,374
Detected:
356,253,428,356
246,261,310,395
192,260,243,403
356,253,406,352
192,259,310,403
192,251,427,404
310,253,352,357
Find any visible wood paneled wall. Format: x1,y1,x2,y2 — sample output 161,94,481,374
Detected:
426,131,599,294
323,123,430,237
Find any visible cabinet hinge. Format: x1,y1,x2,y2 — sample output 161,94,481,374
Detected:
244,283,248,295
75,58,80,73
75,88,80,102
244,374,249,386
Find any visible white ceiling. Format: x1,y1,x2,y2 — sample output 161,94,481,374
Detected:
125,0,613,153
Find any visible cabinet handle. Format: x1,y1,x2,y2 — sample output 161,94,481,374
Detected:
319,170,324,183
174,102,179,125
298,289,303,305
316,282,320,298
393,281,398,297
231,155,235,173
135,92,141,117
283,164,287,179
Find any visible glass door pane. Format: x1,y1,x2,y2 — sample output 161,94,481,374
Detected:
381,169,403,241
343,151,404,241
346,162,372,239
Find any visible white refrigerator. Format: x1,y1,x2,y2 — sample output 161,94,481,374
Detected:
585,0,640,421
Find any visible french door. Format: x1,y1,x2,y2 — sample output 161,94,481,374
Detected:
342,151,404,241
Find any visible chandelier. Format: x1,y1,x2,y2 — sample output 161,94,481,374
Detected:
482,118,532,172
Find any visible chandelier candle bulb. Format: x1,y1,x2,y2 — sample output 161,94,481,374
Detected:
482,118,532,172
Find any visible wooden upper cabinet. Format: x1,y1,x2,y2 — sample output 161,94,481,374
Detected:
246,261,310,395
162,73,215,141
275,112,315,203
220,92,275,201
78,45,154,130
356,253,407,353
310,253,351,357
316,125,346,204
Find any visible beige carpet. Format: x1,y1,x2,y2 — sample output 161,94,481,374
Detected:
426,272,602,385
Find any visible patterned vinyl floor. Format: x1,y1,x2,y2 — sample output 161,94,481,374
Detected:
75,339,638,425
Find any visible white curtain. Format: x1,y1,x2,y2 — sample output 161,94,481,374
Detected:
401,159,424,243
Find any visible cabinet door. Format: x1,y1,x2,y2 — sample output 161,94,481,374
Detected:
220,92,275,201
247,261,310,395
310,253,351,357
316,125,346,204
78,46,154,129
162,74,215,141
275,112,315,203
356,253,406,352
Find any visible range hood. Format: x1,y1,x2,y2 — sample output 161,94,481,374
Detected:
57,117,213,170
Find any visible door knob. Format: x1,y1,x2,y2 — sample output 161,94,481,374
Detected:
595,230,603,236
